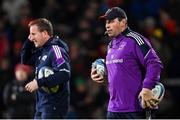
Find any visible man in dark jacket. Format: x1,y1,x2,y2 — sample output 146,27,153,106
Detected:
21,18,71,119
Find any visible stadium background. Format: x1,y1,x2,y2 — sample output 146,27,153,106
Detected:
0,0,179,118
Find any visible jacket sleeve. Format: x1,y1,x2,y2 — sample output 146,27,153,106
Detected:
134,40,163,89
37,45,70,87
20,40,38,66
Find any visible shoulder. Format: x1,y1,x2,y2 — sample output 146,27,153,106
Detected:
126,31,149,45
50,45,64,57
123,29,152,56
51,36,69,51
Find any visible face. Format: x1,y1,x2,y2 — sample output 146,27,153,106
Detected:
28,25,47,48
105,18,126,38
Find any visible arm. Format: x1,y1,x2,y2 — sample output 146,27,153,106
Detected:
20,39,38,66
37,45,71,88
134,40,163,108
135,43,163,89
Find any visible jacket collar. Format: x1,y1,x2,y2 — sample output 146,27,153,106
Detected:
121,26,131,36
110,27,131,47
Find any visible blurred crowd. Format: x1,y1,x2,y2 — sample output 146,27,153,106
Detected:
0,0,180,118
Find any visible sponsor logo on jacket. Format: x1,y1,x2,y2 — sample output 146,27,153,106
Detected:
106,58,123,64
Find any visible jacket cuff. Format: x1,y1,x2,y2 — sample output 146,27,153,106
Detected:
143,78,156,89
36,78,46,87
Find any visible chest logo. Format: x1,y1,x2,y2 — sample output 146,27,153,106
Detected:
111,55,114,59
118,42,127,50
42,55,47,61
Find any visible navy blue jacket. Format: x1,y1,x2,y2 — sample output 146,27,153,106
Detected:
21,36,70,114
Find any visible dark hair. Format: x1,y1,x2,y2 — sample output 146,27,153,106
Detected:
28,18,53,36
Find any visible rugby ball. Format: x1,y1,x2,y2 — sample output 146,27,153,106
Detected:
139,82,165,108
38,66,59,93
38,66,54,79
152,82,165,103
92,58,107,76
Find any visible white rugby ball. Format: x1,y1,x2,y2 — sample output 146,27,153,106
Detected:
92,58,107,76
38,66,59,93
139,82,165,108
38,66,54,79
152,82,165,102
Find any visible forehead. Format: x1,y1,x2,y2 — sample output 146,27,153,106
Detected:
105,18,119,23
30,25,40,32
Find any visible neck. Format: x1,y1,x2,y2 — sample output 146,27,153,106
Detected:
120,26,127,34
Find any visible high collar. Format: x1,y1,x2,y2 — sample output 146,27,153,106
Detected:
39,35,69,52
121,27,131,36
112,27,130,39
42,36,53,47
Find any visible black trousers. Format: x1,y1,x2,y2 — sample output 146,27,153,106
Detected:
107,110,157,119
34,110,65,119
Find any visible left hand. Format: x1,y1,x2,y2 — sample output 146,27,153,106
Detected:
139,88,158,109
25,79,39,93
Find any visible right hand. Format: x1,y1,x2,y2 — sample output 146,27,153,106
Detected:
91,68,104,83
28,35,33,42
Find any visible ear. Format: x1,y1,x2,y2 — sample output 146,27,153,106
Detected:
121,18,127,25
42,30,48,37
119,18,127,28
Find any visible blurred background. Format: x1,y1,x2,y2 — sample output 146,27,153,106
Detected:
0,0,180,119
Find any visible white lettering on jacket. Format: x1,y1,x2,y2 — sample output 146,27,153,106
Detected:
106,59,123,64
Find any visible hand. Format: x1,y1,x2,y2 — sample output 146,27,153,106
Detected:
25,79,39,93
139,88,158,109
91,68,104,83
28,35,33,42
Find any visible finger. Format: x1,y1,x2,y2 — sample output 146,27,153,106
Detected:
25,84,32,92
92,73,103,80
92,76,104,83
91,68,97,75
30,88,33,93
149,100,156,108
91,73,101,79
25,84,28,89
26,87,30,92
95,77,104,82
151,99,160,107
145,100,153,109
28,85,34,93
92,77,104,82
25,84,29,91
29,89,32,93
141,99,146,109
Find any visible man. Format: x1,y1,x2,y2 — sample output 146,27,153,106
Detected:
21,18,71,119
91,7,163,119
